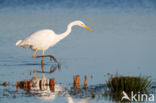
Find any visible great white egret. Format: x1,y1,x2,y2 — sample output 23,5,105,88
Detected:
16,20,92,59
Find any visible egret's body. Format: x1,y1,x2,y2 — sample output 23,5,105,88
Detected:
16,20,92,58
16,29,58,51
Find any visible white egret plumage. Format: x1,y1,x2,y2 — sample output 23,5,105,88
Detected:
16,20,92,58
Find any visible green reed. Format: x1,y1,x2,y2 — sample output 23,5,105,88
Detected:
107,75,151,93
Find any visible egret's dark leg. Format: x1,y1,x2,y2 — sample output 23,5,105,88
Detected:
36,55,57,63
32,49,57,63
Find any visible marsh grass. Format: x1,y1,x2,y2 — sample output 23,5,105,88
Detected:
107,76,152,93
102,75,152,102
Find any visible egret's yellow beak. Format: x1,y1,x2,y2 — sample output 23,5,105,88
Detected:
82,25,93,31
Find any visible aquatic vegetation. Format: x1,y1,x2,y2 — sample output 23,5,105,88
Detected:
1,72,155,103
106,75,152,93
104,75,152,102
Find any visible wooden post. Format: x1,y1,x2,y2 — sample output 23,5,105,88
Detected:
49,78,55,92
16,81,25,89
84,75,87,88
39,80,42,89
28,80,31,90
73,75,80,89
2,82,7,87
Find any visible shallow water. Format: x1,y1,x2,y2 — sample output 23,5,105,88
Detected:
0,0,156,103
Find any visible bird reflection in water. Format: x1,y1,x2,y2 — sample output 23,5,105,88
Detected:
16,60,91,103
35,57,61,74
36,55,60,73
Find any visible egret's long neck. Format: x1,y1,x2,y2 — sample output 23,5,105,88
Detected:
58,23,73,40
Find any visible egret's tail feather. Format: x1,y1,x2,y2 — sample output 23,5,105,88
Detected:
16,40,22,46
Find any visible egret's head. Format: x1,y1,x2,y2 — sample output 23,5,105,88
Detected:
73,20,93,31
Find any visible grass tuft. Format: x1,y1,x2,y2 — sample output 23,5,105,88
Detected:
107,75,151,93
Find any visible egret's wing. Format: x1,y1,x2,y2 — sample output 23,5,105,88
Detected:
18,29,55,49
